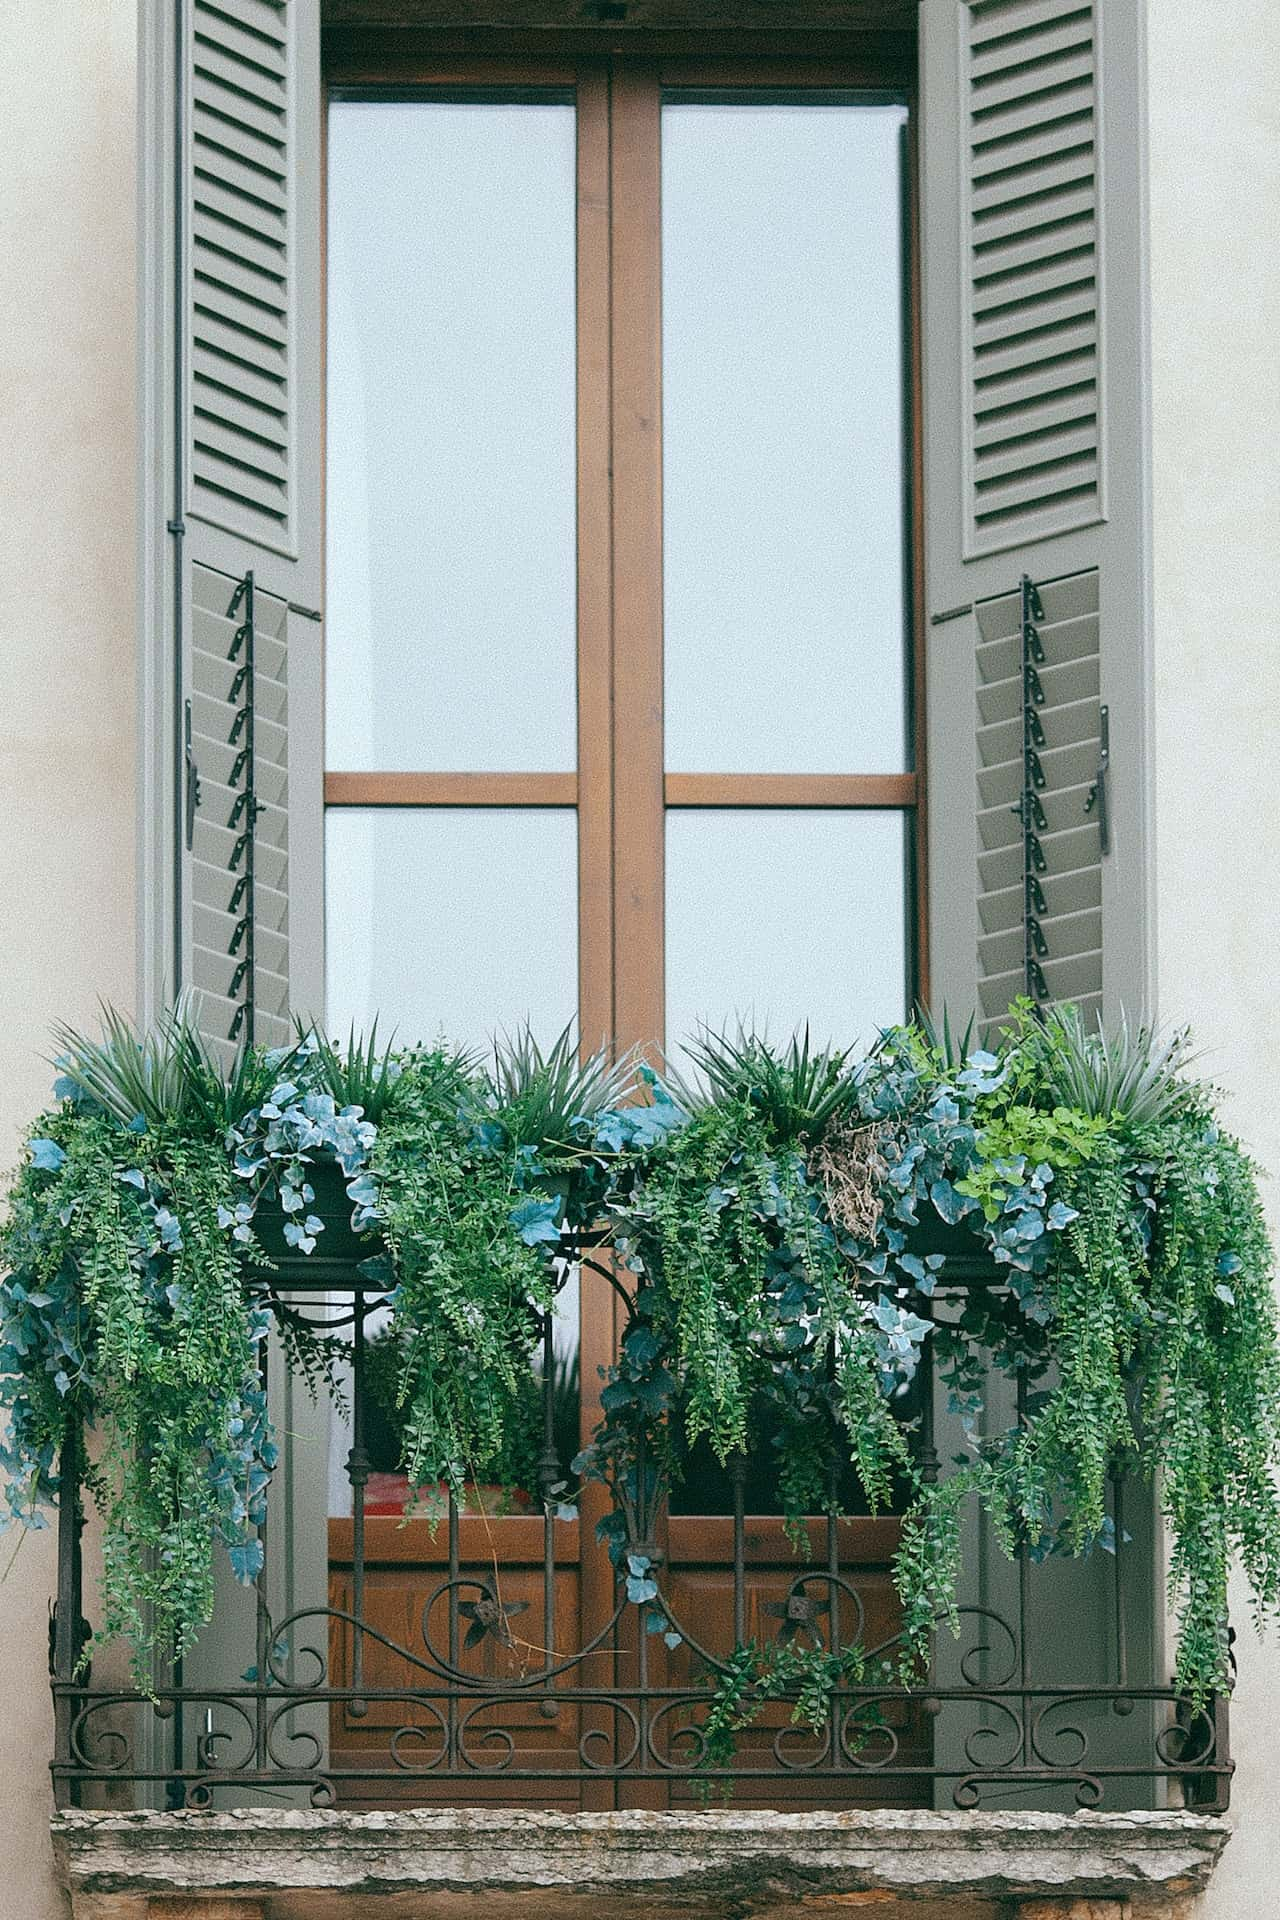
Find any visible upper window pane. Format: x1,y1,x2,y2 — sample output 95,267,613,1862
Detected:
325,98,577,773
661,98,909,774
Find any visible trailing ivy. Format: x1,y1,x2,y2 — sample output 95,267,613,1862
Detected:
0,1098,274,1682
1,999,1278,1729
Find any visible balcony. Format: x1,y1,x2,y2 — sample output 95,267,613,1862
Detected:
16,1010,1266,1915
49,1232,1229,1818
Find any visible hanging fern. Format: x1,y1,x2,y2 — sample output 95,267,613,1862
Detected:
0,1001,1277,1724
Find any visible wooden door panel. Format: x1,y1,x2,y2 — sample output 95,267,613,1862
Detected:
661,1512,931,1809
329,1513,585,1806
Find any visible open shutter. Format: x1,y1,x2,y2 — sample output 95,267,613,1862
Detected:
920,0,1151,1031
143,0,323,1056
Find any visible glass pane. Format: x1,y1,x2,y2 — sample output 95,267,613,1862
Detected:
662,99,909,774
325,808,578,1050
664,810,908,1062
326,99,577,772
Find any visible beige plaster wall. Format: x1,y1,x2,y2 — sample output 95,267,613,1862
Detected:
0,0,138,1914
1146,0,1280,1915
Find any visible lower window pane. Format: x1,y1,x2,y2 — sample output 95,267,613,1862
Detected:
664,809,909,1063
325,808,578,1051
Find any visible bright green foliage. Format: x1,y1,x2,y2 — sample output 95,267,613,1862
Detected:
370,1048,562,1500
956,1103,1110,1222
700,1635,877,1785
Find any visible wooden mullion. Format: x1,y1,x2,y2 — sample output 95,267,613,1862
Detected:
608,60,665,1063
576,64,614,1058
664,773,917,809
324,772,577,806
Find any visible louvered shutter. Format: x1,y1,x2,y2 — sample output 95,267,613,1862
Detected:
143,0,323,1057
920,0,1151,1032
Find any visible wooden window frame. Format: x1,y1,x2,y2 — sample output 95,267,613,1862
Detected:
322,30,926,1062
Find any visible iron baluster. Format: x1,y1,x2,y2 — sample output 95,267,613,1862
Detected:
51,1420,81,1810
730,1450,747,1650
1016,1369,1032,1773
346,1284,369,1716
447,1487,460,1767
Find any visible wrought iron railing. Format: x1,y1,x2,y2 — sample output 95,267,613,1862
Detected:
49,1213,1230,1813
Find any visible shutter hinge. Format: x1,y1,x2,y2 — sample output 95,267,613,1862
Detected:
166,517,186,538
183,699,202,850
287,601,322,622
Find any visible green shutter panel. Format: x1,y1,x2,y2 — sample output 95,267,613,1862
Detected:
921,0,1151,1032
146,0,323,1058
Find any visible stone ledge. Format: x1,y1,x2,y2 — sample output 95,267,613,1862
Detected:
52,1806,1230,1910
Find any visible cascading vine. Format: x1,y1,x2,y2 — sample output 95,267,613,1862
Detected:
0,998,1277,1723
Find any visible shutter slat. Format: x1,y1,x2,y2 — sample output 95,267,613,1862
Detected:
193,411,290,481
193,142,287,220
973,244,1095,310
194,7,287,80
192,445,289,522
972,282,1097,349
192,375,288,452
192,103,286,182
192,174,287,252
972,351,1096,416
974,213,1095,277
972,183,1096,248
972,77,1094,148
974,420,1098,486
969,0,1091,46
971,148,1095,219
973,391,1097,456
191,58,285,141
974,453,1099,525
191,341,286,418
972,316,1098,385
192,235,286,312
191,306,286,383
971,112,1094,182
971,49,1094,110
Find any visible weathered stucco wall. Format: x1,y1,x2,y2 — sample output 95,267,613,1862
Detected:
0,1,137,1915
1146,0,1280,1915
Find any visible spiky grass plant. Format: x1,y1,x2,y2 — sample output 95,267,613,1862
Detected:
51,994,288,1134
671,1025,862,1143
1020,1001,1202,1126
300,1019,410,1123
486,1023,636,1151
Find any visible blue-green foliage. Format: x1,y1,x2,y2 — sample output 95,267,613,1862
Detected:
1,1001,1277,1713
